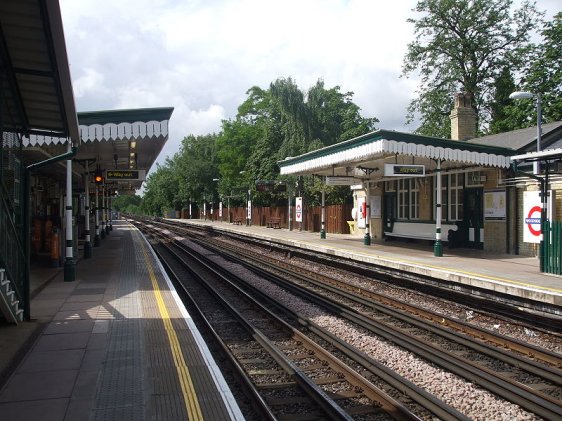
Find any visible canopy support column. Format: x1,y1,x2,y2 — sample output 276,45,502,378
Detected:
364,183,371,245
434,159,443,257
64,142,75,281
84,162,92,258
320,177,326,239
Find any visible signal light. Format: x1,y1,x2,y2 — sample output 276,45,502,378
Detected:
94,168,104,184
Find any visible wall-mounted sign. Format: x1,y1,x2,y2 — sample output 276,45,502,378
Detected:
326,176,360,186
106,170,146,181
484,190,506,219
384,164,425,177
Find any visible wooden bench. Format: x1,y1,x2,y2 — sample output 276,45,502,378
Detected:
266,217,281,229
384,221,457,242
233,217,243,225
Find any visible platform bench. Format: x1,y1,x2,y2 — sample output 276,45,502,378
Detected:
384,222,457,242
233,217,243,225
266,217,281,229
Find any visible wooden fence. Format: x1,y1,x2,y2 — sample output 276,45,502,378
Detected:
180,204,353,234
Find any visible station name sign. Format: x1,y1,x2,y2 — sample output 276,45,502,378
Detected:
105,170,146,181
384,164,425,177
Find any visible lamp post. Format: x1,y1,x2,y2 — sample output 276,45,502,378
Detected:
509,91,541,175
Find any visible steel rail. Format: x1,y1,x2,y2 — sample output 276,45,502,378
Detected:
139,221,468,420
140,222,414,420
204,240,562,420
218,239,562,379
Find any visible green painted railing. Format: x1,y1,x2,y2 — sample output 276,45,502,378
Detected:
0,184,24,308
544,221,562,275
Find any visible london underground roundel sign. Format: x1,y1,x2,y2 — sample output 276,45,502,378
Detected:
525,206,542,237
523,191,542,243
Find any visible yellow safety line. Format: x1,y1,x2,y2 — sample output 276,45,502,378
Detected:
319,244,562,294
137,232,204,420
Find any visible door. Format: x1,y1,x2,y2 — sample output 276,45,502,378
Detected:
464,188,483,249
383,192,396,234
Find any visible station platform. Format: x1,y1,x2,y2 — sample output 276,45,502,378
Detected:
0,221,243,421
175,218,562,309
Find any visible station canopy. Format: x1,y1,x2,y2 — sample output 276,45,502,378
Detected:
24,107,174,193
0,0,79,143
279,129,515,181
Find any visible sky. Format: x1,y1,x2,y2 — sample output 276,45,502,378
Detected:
59,0,560,169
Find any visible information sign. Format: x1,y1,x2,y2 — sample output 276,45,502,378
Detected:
105,170,146,181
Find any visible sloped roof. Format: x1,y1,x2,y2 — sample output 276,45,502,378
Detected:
467,121,562,152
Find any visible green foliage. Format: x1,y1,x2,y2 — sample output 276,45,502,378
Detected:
487,13,562,132
489,67,517,134
402,0,542,137
141,77,377,209
113,194,142,214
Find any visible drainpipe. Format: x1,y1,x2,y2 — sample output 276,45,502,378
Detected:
23,143,78,320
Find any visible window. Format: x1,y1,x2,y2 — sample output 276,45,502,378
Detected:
409,179,419,219
397,179,419,220
449,173,464,221
434,173,464,221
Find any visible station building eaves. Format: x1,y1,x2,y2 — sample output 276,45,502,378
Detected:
279,129,515,177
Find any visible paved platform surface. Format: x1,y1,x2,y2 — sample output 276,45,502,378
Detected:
0,220,242,421
176,218,562,308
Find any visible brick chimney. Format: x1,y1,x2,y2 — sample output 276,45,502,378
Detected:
450,92,476,140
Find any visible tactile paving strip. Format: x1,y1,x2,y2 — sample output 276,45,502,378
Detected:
90,232,145,421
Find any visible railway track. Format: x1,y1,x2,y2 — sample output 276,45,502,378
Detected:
133,218,562,419
162,217,562,326
140,222,431,420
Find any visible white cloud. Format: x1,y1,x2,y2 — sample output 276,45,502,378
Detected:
60,0,559,169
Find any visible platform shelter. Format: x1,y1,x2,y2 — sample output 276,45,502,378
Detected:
279,93,562,267
1,0,174,324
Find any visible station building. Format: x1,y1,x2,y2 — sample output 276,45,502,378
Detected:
279,93,562,265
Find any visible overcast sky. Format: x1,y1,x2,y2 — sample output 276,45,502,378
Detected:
59,0,560,168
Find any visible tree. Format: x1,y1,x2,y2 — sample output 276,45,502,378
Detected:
113,194,142,214
519,12,562,124
489,66,517,134
402,0,542,138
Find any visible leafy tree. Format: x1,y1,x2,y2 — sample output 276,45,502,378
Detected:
141,160,179,216
113,194,142,214
143,77,377,209
174,134,220,206
517,12,562,125
402,0,542,137
489,66,517,134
